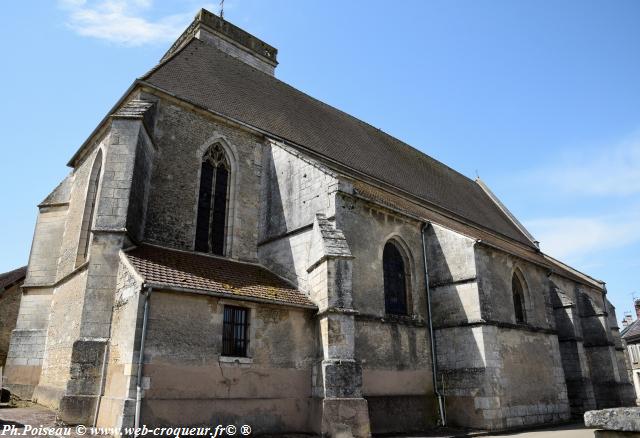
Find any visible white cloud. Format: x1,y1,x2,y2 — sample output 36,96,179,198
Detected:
537,134,640,197
525,212,640,260
58,0,208,46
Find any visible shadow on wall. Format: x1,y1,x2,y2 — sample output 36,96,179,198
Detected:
423,225,486,429
256,148,300,288
550,282,597,417
577,289,630,408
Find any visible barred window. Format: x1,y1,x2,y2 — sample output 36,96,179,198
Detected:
222,305,249,357
383,241,408,315
195,144,229,256
512,271,526,324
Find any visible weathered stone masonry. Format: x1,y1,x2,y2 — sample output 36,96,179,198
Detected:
3,8,634,437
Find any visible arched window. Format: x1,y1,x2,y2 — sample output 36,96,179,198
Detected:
512,271,526,324
383,241,408,315
195,144,230,255
76,151,102,266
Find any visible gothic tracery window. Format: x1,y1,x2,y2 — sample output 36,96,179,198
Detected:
512,271,526,324
195,144,230,255
383,241,408,315
76,151,102,267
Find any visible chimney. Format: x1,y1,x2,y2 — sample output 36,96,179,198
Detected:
635,298,640,319
623,313,633,327
161,9,278,76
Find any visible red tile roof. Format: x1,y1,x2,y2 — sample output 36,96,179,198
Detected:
125,245,316,309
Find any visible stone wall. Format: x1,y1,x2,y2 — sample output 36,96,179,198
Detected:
32,271,86,409
472,244,571,428
95,257,143,429
143,98,263,261
336,193,436,433
258,141,338,291
0,283,22,367
26,205,68,285
4,196,71,399
423,224,486,428
126,128,155,243
137,290,317,434
56,143,108,278
577,285,635,408
550,273,597,416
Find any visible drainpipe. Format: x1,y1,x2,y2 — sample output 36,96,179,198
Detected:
134,286,152,438
421,222,446,427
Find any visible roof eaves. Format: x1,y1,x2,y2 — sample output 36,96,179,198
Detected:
544,253,605,290
144,280,317,310
66,80,141,168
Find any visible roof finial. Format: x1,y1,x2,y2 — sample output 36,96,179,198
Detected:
219,0,224,20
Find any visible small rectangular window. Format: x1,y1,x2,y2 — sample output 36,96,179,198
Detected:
222,305,249,357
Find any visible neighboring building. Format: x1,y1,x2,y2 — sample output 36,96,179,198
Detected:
0,266,26,369
621,300,640,405
3,9,634,436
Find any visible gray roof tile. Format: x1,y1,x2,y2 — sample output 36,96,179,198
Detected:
143,38,535,248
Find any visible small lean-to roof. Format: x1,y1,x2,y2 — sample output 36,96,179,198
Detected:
142,38,536,248
124,245,315,309
621,319,640,342
0,266,27,293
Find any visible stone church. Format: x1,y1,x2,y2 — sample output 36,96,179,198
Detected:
3,9,635,436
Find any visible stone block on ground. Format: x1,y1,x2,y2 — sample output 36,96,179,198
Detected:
585,407,640,432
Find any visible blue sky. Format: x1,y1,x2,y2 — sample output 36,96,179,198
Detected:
1,0,638,318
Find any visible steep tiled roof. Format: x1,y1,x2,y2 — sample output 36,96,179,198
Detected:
621,320,640,341
142,38,536,248
125,245,315,308
0,266,27,293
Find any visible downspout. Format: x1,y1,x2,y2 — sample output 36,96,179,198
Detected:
134,286,152,437
421,222,446,426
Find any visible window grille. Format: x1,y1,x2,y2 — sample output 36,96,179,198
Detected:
222,305,249,357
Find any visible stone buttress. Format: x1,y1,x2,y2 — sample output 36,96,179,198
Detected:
308,214,371,437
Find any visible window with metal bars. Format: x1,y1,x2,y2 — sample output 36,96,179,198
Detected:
222,305,249,357
195,144,229,256
383,241,408,315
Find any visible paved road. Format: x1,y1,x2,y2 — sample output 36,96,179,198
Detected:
0,406,599,438
486,423,596,438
